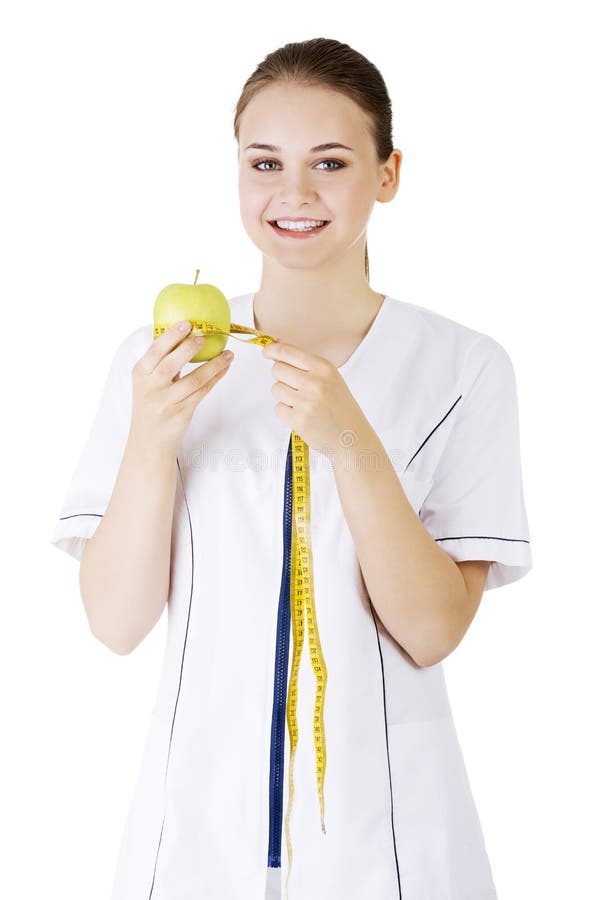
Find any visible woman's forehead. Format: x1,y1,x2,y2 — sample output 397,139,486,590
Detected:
239,86,371,147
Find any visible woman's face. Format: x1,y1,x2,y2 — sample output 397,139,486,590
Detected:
237,83,390,270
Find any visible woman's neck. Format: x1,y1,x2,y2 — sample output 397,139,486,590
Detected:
252,286,385,365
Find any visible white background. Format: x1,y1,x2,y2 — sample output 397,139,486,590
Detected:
2,1,599,897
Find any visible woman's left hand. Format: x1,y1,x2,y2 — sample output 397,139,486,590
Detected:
262,340,369,455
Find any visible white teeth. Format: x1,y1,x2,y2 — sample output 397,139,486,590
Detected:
275,219,326,231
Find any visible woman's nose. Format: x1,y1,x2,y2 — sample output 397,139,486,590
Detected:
277,173,317,205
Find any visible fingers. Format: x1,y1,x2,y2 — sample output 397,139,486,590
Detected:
172,348,234,405
137,321,204,380
134,320,235,415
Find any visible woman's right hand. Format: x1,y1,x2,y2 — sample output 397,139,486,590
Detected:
128,320,234,457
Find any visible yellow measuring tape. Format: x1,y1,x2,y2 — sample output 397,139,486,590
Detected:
153,315,328,894
153,319,277,347
284,429,328,898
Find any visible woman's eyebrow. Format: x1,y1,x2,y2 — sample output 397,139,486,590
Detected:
243,142,354,153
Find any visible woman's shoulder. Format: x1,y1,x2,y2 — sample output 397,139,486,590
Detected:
384,294,508,362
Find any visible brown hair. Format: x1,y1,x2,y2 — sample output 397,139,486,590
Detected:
233,38,395,283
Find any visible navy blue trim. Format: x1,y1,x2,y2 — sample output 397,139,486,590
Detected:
435,535,530,544
405,395,462,470
267,435,293,868
58,513,103,519
148,457,194,898
368,599,403,899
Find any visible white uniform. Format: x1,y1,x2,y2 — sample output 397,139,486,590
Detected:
50,292,533,900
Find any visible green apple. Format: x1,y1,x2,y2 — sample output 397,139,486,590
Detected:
153,270,231,362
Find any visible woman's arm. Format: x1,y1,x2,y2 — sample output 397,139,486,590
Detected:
331,419,490,668
79,434,178,655
260,338,492,666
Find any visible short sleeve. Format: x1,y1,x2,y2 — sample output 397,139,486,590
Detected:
49,327,145,562
418,335,533,591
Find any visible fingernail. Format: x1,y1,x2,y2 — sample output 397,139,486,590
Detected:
195,335,205,344
178,320,191,331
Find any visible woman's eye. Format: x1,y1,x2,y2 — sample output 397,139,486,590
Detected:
252,159,344,172
317,160,344,171
253,160,278,172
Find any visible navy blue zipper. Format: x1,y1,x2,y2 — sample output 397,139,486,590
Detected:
267,434,293,867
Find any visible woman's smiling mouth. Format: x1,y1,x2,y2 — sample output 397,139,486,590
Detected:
268,218,331,239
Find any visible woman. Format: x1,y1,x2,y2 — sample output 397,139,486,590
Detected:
51,37,533,900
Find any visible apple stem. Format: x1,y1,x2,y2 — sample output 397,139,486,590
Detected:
194,269,199,286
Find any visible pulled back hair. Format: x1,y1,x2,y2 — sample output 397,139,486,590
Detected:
233,38,395,283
